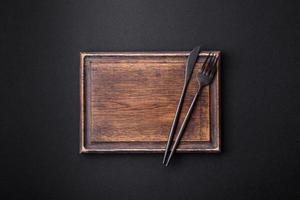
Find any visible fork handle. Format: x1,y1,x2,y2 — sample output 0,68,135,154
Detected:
165,85,203,166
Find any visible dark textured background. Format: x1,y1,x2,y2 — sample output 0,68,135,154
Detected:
1,0,299,199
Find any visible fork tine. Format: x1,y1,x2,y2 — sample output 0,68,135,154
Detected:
202,52,213,74
199,52,211,73
209,64,217,78
209,54,219,78
213,53,219,65
204,53,215,75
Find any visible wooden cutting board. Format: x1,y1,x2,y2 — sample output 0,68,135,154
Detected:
80,51,220,153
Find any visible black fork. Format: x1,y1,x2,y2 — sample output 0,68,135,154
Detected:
165,52,219,166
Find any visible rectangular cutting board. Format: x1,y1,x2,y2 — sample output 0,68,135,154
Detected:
80,51,220,153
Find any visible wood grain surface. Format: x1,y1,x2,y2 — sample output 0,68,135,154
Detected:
80,52,220,153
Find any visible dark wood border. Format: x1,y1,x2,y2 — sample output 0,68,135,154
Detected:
80,51,221,153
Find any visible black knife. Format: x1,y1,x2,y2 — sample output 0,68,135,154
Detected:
162,46,201,164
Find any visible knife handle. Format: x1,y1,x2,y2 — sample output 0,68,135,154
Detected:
162,82,188,164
